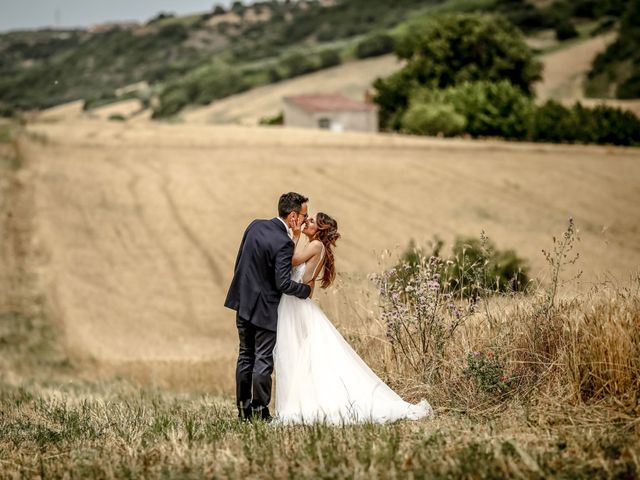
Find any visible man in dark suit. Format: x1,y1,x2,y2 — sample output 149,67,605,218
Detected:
225,192,312,421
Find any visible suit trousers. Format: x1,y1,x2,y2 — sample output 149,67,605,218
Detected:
235,314,277,419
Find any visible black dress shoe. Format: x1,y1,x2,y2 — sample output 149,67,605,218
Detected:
238,408,253,422
251,406,272,422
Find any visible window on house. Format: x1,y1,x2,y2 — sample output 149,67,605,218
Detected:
318,118,331,129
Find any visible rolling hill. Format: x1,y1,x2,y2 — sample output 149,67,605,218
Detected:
1,0,638,119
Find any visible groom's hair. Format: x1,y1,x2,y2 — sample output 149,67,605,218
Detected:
278,192,308,218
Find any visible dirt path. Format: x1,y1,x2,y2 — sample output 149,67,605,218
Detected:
20,121,640,390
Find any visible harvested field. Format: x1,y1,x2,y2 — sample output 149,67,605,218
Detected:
15,120,640,392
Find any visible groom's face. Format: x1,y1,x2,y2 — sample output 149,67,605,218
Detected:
289,203,308,228
294,202,309,228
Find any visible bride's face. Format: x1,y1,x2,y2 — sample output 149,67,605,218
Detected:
303,214,318,237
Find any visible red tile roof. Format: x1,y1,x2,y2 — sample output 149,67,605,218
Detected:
284,94,377,113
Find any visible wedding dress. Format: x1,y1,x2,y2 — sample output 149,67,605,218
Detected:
274,257,433,425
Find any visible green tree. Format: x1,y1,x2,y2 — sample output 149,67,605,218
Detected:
374,13,542,130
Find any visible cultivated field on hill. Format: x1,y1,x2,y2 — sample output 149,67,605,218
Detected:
16,120,640,392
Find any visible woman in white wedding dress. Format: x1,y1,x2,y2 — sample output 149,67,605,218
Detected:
274,212,432,425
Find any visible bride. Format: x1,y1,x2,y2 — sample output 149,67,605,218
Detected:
274,212,432,424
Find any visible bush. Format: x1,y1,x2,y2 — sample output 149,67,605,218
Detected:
532,99,577,143
355,33,395,59
152,86,190,118
108,114,126,122
590,104,640,145
153,63,249,118
318,49,341,69
259,111,283,125
393,234,530,300
446,81,535,140
409,80,534,140
555,20,579,40
282,52,318,78
401,102,466,137
532,101,640,146
617,73,640,99
157,23,189,43
445,236,530,297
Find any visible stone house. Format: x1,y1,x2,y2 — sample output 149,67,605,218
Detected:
283,94,378,132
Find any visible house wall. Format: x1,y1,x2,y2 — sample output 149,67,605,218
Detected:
283,102,379,132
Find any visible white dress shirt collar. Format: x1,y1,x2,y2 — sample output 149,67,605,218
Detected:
276,217,293,239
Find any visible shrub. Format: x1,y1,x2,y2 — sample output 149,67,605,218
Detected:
394,234,530,299
464,351,511,396
108,114,126,122
282,52,318,78
589,104,640,145
355,33,395,59
532,99,577,143
401,102,466,137
157,23,189,43
555,20,579,40
445,235,530,298
259,112,283,125
532,101,640,146
409,80,534,140
152,63,249,117
617,73,640,99
152,86,190,118
444,81,534,140
318,49,341,69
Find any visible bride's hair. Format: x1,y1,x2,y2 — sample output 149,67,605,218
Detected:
313,212,340,289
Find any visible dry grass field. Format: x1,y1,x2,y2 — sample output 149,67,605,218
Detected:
13,120,640,391
1,118,639,478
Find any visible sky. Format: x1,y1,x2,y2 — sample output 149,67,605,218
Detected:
0,1,247,33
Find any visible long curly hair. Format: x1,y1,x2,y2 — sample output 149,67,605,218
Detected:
313,212,341,289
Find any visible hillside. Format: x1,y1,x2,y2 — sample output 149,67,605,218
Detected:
1,0,637,119
41,34,640,127
181,54,401,125
16,120,640,387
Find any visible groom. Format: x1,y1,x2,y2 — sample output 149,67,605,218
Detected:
224,192,312,421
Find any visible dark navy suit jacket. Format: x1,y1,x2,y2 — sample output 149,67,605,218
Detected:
224,218,311,331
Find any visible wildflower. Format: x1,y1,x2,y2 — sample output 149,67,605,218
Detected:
487,351,494,359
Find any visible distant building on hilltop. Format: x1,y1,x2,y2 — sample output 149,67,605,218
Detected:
282,94,378,133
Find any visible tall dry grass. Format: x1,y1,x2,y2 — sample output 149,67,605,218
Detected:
342,221,640,417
